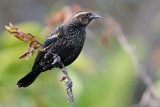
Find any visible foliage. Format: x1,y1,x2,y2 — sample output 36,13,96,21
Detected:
5,23,43,59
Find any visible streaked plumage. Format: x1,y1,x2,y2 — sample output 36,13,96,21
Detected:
17,11,101,87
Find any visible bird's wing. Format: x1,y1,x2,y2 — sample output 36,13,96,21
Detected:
44,25,64,47
32,30,64,69
43,32,64,47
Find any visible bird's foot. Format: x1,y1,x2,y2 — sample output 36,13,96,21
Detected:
42,53,61,71
51,54,61,65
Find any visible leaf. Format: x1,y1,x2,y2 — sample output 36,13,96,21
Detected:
5,23,43,59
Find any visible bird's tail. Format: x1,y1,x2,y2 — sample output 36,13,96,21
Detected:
17,70,41,88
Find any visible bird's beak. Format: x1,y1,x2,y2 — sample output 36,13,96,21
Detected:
90,13,102,19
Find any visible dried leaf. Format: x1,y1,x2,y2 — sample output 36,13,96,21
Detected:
5,23,43,59
45,4,86,27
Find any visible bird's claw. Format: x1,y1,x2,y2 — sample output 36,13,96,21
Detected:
51,54,61,65
44,52,61,65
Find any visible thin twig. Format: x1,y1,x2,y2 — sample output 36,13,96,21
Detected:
49,54,75,107
114,21,157,107
60,65,75,107
43,50,75,107
104,17,160,107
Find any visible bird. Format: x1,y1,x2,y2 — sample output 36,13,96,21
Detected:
17,11,101,87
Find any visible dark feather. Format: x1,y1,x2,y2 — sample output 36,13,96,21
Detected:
17,11,101,87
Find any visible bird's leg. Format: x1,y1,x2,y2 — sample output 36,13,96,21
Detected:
43,51,60,66
51,54,61,65
42,52,57,70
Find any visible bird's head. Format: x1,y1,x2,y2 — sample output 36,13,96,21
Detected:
68,11,101,27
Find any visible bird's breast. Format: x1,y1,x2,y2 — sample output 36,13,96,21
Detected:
66,27,85,45
59,28,86,66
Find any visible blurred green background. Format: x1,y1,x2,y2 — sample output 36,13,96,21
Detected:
0,0,160,107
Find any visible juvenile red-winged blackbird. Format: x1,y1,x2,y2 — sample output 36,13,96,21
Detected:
17,11,101,87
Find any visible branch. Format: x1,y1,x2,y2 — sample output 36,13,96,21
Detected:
43,53,75,107
60,67,75,107
5,23,43,59
103,17,160,107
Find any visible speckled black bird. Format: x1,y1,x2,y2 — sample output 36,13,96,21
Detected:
17,11,101,87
